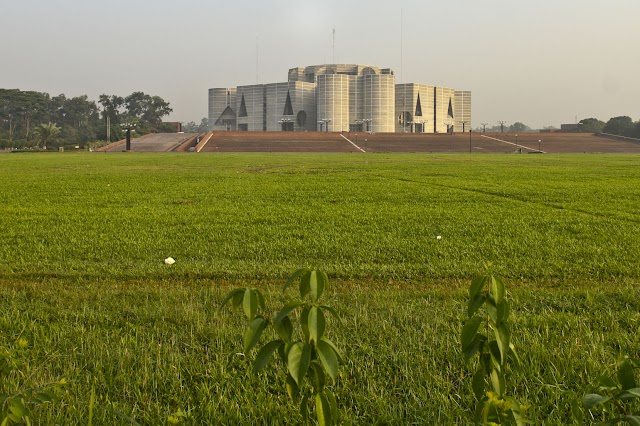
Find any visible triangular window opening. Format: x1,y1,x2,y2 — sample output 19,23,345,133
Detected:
415,93,423,117
447,98,454,118
238,95,248,117
283,90,294,116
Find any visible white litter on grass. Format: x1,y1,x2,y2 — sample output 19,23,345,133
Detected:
164,257,176,265
437,236,442,240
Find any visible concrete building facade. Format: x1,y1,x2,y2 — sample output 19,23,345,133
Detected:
208,64,470,133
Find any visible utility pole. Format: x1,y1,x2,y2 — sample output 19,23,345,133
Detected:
332,28,336,63
498,121,506,133
481,123,488,133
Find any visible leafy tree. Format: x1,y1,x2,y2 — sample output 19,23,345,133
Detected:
183,118,209,133
509,122,530,133
603,116,634,137
578,118,605,134
34,122,61,148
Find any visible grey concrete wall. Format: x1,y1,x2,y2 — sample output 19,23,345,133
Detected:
209,88,237,131
395,84,433,133
434,86,456,133
317,74,350,132
236,85,265,131
454,91,472,132
211,64,468,134
363,74,395,133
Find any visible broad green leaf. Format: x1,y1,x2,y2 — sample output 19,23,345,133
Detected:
463,336,483,363
467,294,486,318
284,268,308,293
490,369,505,398
273,301,305,325
287,342,311,386
286,374,299,400
301,306,311,340
486,299,498,324
232,290,244,308
598,375,618,389
469,275,487,299
254,340,284,372
320,337,344,364
505,397,531,426
299,270,312,299
273,314,294,343
317,339,339,380
243,289,258,322
255,289,265,310
494,323,510,365
491,275,505,305
220,288,244,308
472,368,485,401
35,392,53,403
243,317,267,353
309,306,326,343
9,398,26,417
320,305,342,323
571,399,584,423
509,343,522,372
495,301,509,325
488,341,502,372
625,388,640,397
310,270,327,302
316,391,332,426
326,389,339,424
309,361,326,391
618,360,637,390
299,394,309,422
582,393,611,409
619,415,640,426
461,316,482,352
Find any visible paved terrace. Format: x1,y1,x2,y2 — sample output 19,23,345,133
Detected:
102,133,198,152
199,132,356,152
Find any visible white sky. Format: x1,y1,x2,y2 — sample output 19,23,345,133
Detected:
1,0,639,128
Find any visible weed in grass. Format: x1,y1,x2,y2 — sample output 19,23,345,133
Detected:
0,339,65,425
223,270,343,425
462,266,530,425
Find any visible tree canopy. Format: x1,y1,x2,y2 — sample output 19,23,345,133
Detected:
0,89,174,149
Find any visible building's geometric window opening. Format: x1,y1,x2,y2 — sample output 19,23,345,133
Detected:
283,90,294,115
415,93,423,117
296,110,307,127
448,98,454,118
238,95,248,117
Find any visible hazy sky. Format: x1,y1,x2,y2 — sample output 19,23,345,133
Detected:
2,0,639,129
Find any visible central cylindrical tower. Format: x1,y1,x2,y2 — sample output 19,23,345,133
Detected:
316,74,350,132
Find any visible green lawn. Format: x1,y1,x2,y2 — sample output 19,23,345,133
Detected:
0,153,639,424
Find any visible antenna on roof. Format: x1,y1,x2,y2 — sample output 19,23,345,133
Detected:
256,36,259,84
332,28,336,63
400,9,403,84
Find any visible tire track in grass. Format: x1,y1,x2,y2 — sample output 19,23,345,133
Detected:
371,174,640,225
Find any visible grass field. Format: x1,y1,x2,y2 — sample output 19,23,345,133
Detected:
0,153,639,424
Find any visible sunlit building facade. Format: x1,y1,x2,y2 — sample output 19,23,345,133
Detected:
209,64,471,133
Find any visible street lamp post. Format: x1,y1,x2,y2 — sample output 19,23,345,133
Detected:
538,139,541,152
362,118,372,132
120,122,136,151
481,123,488,133
469,129,472,153
321,118,331,132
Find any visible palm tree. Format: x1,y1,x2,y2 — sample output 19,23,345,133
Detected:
35,122,61,149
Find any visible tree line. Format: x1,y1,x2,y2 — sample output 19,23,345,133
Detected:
0,89,174,149
475,116,640,138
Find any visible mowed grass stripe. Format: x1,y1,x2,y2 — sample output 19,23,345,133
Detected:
0,153,638,280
